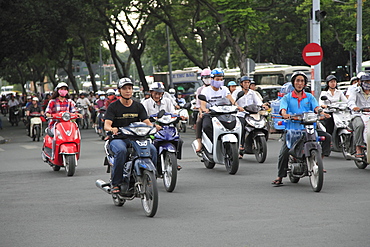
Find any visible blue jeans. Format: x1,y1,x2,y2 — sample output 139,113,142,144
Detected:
110,138,157,186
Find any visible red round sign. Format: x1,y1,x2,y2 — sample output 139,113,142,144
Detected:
302,43,323,66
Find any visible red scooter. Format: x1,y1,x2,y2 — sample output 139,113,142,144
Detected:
41,112,81,176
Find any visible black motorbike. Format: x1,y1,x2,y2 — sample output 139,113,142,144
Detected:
239,104,269,163
94,108,106,140
282,112,325,192
9,106,20,126
95,122,159,217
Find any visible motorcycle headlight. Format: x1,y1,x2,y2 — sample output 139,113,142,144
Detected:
131,126,152,136
62,112,71,121
302,112,317,124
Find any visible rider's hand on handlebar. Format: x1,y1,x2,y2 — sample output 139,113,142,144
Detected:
282,113,290,119
323,113,331,118
237,106,245,112
353,107,361,112
110,127,119,135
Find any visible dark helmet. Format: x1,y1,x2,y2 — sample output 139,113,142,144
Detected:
326,75,337,83
291,71,308,87
360,73,370,81
240,76,251,83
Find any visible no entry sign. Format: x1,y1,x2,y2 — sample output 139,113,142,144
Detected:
302,43,323,66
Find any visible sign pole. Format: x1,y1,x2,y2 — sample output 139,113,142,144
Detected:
312,0,321,100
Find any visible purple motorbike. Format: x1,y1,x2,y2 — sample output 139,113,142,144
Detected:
150,110,183,192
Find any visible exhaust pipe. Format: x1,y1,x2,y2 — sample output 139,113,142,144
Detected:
95,179,111,194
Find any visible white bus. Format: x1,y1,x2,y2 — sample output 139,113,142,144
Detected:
251,65,312,86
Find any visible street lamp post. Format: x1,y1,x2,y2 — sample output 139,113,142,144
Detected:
356,0,362,74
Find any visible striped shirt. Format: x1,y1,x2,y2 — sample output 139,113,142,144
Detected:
45,98,76,115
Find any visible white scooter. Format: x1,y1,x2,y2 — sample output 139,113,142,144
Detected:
192,95,242,174
175,102,191,133
29,112,42,142
320,96,352,159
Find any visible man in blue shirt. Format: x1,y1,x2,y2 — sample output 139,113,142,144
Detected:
272,72,331,186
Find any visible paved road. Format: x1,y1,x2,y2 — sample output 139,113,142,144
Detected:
0,116,369,247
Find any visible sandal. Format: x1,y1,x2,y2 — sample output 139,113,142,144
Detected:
355,153,365,158
111,186,120,194
271,179,283,186
177,165,182,171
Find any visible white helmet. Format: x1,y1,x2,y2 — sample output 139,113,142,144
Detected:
149,82,165,93
169,88,176,94
55,82,69,91
117,77,133,89
106,89,115,95
32,97,39,101
97,90,106,96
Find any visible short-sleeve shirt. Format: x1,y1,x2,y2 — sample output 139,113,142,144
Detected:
27,105,42,114
200,86,230,107
280,91,318,129
142,97,175,116
104,100,148,128
45,98,76,114
232,89,263,118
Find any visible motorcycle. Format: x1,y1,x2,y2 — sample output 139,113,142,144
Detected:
9,106,20,126
175,102,191,133
29,112,42,142
95,122,159,217
94,108,106,140
239,104,269,163
319,96,352,159
278,112,325,192
76,104,89,129
1,101,8,116
150,110,182,192
41,112,81,176
346,108,370,169
192,95,242,174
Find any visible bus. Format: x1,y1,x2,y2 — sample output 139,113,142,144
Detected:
251,65,312,86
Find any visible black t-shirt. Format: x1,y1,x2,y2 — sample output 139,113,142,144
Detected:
27,105,42,114
105,99,148,127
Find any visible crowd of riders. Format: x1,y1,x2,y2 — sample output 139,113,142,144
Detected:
3,69,370,190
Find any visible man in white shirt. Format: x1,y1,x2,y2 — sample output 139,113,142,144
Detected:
199,69,237,144
76,93,92,122
232,76,267,157
347,73,370,158
142,82,175,117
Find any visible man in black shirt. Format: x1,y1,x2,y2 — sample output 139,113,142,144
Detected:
25,97,44,136
104,78,157,194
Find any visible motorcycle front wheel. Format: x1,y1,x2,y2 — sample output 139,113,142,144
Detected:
307,150,324,192
224,142,239,175
33,126,41,142
64,154,77,176
339,134,351,160
253,136,267,163
162,152,177,192
141,170,158,217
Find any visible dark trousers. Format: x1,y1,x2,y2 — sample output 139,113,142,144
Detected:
277,130,331,178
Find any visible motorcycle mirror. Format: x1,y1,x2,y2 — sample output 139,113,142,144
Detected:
320,96,328,101
183,102,191,109
198,94,207,102
157,109,166,118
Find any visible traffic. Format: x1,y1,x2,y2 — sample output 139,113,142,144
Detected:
1,68,370,218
